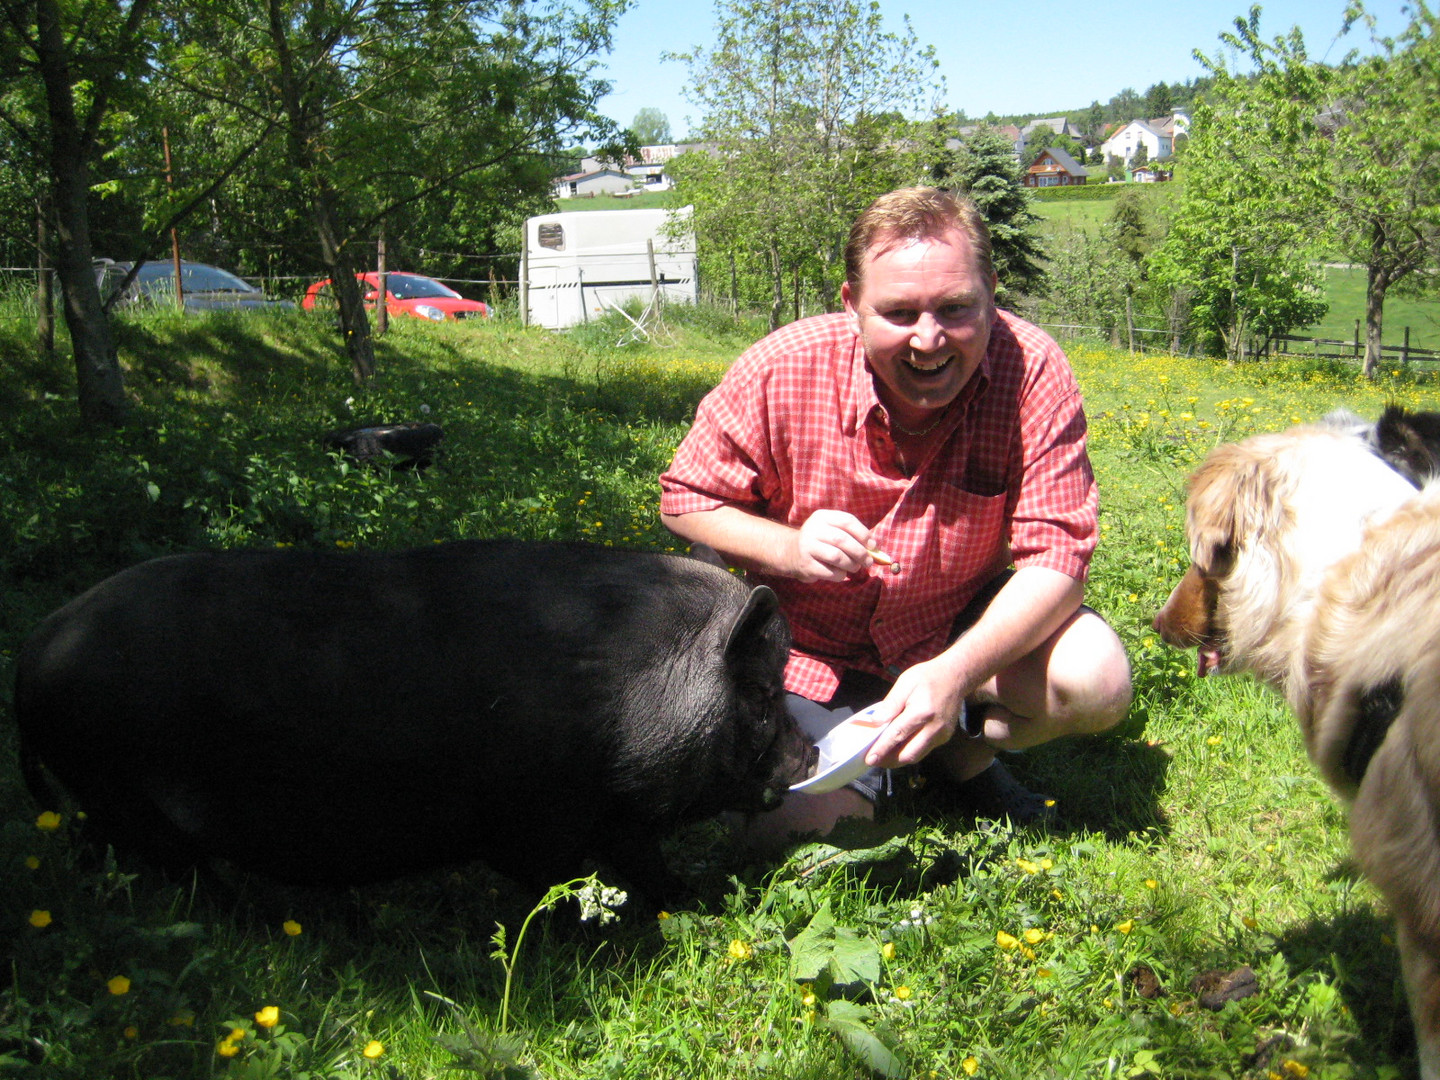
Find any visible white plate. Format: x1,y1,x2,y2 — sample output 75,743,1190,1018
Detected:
789,704,893,794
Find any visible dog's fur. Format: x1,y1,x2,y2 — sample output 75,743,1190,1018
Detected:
1153,416,1440,1079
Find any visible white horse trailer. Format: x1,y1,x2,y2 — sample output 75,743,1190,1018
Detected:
523,206,696,330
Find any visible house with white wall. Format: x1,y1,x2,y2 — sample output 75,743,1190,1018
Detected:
1099,118,1173,166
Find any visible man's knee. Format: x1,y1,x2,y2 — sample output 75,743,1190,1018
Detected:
1053,612,1133,734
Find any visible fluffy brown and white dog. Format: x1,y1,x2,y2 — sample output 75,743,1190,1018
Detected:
1153,416,1440,1079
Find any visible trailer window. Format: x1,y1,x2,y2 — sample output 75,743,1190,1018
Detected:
538,224,565,250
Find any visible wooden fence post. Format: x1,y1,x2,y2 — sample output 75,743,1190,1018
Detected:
1403,326,1411,366
1354,319,1361,358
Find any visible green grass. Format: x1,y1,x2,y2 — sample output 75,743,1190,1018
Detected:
1294,265,1440,353
548,190,679,213
4,305,1440,1077
1035,194,1440,355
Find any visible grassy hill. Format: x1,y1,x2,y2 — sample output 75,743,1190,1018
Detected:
3,305,1440,1077
1033,187,1440,351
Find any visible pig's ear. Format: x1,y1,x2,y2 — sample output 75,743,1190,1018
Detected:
723,584,781,663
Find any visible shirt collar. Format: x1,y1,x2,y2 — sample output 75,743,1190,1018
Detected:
848,318,999,437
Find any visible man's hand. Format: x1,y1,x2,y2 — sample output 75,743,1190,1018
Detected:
789,509,878,582
863,654,969,768
660,506,896,582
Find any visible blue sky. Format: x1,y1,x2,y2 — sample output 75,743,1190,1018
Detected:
595,0,1412,139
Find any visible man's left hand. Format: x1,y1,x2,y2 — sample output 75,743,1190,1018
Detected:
863,657,969,769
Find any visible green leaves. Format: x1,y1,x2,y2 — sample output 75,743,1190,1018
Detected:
786,902,907,1079
787,900,881,987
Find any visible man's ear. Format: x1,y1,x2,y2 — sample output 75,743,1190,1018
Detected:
841,280,862,335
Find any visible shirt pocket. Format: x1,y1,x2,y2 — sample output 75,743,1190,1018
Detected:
928,481,1008,576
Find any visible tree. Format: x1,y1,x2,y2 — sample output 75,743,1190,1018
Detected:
670,0,942,328
164,0,627,382
935,126,1045,299
1148,7,1330,361
630,107,672,145
1108,87,1141,123
1144,81,1173,118
1083,100,1106,145
1325,2,1440,377
0,0,161,425
1130,139,1148,170
1110,187,1153,268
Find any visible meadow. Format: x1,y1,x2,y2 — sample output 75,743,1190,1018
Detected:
2,301,1439,1079
1033,186,1440,354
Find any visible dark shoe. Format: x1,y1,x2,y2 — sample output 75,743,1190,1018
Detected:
947,759,1056,825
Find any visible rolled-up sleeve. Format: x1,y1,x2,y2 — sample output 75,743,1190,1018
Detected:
1006,344,1097,582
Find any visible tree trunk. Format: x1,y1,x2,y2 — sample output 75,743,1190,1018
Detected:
315,189,375,384
768,239,784,332
35,0,126,425
35,198,54,360
265,0,373,383
1363,231,1391,380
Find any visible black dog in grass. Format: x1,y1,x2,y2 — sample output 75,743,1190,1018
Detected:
14,540,813,905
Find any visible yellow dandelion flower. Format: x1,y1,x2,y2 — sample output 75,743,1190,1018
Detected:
801,990,817,1007
226,1027,246,1043
1145,879,1158,890
1039,856,1053,868
35,811,62,831
29,910,52,928
1015,858,1040,874
282,920,302,936
1116,920,1134,934
962,1056,980,1076
1282,1061,1309,1078
1206,736,1222,746
255,1006,280,1029
1037,967,1053,978
727,939,752,961
1242,916,1259,930
1050,888,1064,901
107,976,131,996
1104,997,1114,1009
217,1039,241,1058
363,1040,385,1059
881,941,896,961
893,985,912,1001
996,930,1019,950
124,1025,139,1039
1170,1001,1185,1016
25,856,39,870
1021,946,1037,961
1023,928,1047,945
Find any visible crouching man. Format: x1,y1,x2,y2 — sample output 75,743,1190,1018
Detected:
659,187,1133,849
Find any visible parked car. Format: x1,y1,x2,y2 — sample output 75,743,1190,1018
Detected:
94,259,295,312
302,272,488,321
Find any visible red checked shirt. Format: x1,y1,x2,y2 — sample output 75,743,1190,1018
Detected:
659,310,1098,701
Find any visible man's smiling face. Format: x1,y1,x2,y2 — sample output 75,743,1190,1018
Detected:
841,227,997,431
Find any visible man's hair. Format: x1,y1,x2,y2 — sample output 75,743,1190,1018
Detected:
844,187,994,292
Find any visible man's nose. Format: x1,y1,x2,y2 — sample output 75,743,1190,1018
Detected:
909,312,947,352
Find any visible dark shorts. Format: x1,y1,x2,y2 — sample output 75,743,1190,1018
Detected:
786,569,1017,802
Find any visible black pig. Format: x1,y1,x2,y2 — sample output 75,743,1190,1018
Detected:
14,540,809,902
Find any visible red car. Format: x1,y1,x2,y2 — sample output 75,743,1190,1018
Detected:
303,272,488,321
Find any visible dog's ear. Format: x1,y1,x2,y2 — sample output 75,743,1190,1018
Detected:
1185,443,1264,578
1375,403,1440,487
